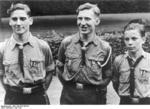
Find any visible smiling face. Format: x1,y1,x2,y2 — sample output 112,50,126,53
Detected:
9,9,33,36
124,29,145,53
77,9,100,36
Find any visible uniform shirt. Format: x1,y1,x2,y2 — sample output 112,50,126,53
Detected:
0,33,55,86
58,32,112,85
113,50,150,98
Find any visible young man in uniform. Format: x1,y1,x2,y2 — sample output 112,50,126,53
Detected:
0,3,55,104
112,19,150,104
57,3,112,104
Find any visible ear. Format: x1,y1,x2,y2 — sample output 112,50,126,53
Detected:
95,18,100,26
29,17,33,25
142,35,146,44
9,18,12,26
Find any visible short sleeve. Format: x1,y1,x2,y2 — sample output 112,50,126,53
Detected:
112,55,124,92
57,40,66,65
42,41,55,72
112,55,124,82
102,44,112,78
57,36,71,65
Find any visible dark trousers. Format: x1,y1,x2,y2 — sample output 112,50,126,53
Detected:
60,83,106,104
120,96,150,105
4,90,50,105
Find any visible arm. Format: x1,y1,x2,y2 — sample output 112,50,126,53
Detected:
0,42,5,89
100,52,112,88
112,57,120,93
44,71,53,91
56,40,66,85
43,42,55,91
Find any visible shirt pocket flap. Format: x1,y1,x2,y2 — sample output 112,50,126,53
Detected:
88,56,104,67
30,58,44,62
65,52,80,59
65,48,80,59
88,56,104,62
3,59,18,65
140,68,150,73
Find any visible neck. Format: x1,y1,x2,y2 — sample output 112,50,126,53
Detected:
128,48,143,60
13,32,30,43
80,32,95,43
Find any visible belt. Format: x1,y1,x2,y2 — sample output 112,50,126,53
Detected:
130,97,150,104
5,84,45,94
64,82,99,90
121,96,150,104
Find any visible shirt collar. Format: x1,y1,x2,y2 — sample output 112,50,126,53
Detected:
74,32,98,46
10,32,34,51
125,49,147,60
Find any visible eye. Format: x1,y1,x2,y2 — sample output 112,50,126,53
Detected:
11,17,17,21
131,37,138,41
124,38,129,41
77,17,82,21
85,17,91,21
20,17,27,21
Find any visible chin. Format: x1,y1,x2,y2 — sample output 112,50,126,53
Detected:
15,30,25,34
15,32,24,35
129,49,137,53
80,31,90,35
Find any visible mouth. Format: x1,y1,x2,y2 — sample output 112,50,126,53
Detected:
15,27,23,31
80,26,88,31
128,47,135,50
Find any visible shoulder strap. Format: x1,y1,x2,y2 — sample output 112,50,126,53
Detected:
97,46,112,68
101,46,112,67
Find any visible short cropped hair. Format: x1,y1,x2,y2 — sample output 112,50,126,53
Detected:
76,2,100,18
124,19,146,37
7,3,31,16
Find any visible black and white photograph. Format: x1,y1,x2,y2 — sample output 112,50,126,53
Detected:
0,0,150,106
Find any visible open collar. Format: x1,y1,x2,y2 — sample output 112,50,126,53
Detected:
125,50,147,61
10,33,34,51
74,32,98,46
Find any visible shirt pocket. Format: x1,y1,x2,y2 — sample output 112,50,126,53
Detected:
28,58,44,77
138,68,150,84
3,59,21,80
65,48,80,71
119,69,130,83
87,56,103,75
3,59,18,65
3,59,18,71
65,55,80,73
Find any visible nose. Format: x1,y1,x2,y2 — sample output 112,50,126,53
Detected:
128,39,133,45
16,19,21,25
80,19,86,25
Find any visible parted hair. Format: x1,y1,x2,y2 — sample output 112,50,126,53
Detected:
7,3,31,16
124,19,146,37
76,2,100,18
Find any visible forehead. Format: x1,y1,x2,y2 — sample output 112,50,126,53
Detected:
124,29,141,38
10,10,29,18
77,9,95,18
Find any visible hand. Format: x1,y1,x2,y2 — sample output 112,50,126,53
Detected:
43,83,49,91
